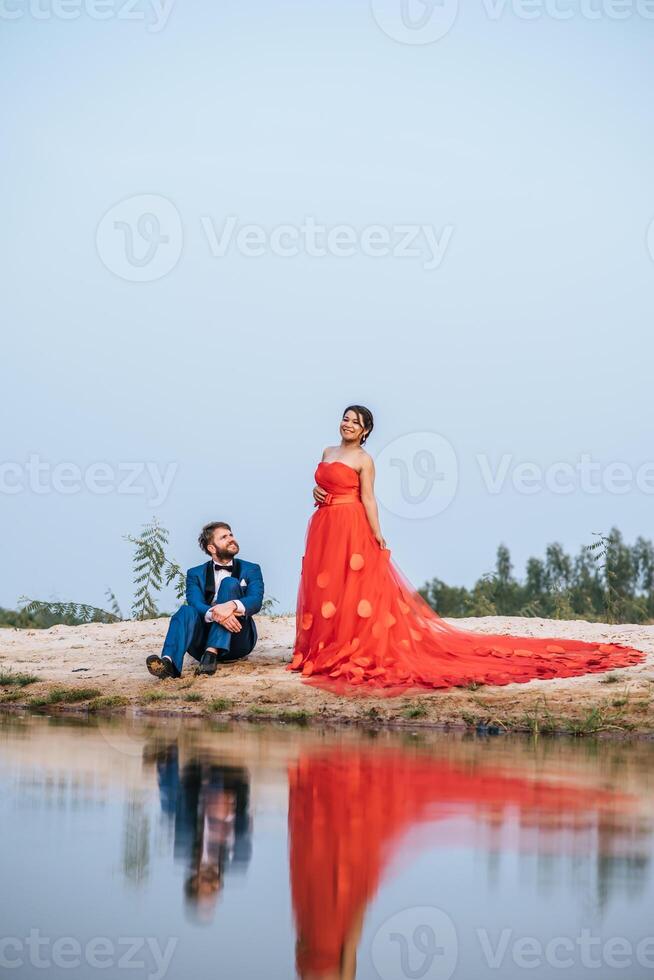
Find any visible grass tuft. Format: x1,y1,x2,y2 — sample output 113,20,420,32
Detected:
401,703,428,720
184,692,203,703
53,687,101,703
0,690,24,703
206,697,233,713
88,695,128,712
141,690,170,703
0,671,39,688
28,687,101,708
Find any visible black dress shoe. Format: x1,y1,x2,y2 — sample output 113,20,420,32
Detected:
146,655,177,679
195,651,220,676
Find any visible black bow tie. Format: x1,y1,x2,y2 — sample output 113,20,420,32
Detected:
214,563,234,573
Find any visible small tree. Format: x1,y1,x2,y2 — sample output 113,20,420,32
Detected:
21,518,186,624
124,518,185,620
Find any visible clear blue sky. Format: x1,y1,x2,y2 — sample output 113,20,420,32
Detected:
2,1,653,615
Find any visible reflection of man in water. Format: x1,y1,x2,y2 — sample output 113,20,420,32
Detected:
149,745,252,922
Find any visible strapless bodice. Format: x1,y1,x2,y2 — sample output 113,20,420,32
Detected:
315,461,361,498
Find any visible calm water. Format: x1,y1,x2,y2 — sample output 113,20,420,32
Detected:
1,716,653,980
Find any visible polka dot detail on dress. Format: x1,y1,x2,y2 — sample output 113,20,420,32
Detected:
321,601,337,619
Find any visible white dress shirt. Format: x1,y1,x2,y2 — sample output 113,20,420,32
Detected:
204,563,246,623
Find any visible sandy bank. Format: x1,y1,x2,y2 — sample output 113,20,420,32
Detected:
1,614,653,735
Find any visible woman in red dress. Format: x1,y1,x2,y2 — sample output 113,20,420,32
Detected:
289,405,644,693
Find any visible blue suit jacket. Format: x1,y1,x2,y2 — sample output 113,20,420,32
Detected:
185,558,264,619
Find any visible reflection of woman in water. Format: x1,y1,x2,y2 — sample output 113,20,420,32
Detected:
150,745,252,922
288,747,639,979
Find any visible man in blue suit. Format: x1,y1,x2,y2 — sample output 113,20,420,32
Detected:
146,521,264,679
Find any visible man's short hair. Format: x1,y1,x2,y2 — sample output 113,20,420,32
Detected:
198,521,232,554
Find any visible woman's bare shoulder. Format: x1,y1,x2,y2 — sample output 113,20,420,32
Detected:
356,449,374,472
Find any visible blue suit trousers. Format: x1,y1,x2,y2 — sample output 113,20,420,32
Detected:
161,578,257,675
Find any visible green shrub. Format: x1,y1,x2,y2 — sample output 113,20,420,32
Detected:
207,698,233,713
0,671,38,687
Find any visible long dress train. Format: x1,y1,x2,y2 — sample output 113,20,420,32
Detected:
288,461,644,693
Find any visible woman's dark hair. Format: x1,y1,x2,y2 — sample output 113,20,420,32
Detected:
343,404,374,445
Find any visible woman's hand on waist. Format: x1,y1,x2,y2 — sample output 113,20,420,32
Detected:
313,485,328,506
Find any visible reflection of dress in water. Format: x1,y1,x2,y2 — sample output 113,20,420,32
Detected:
290,462,645,692
288,747,637,979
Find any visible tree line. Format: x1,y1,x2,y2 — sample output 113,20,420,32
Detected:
419,528,654,624
1,525,651,628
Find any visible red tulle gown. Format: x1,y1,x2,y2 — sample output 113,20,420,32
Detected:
288,461,644,692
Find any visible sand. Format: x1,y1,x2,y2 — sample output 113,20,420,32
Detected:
1,614,653,735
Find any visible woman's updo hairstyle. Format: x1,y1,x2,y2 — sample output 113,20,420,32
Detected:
343,404,374,446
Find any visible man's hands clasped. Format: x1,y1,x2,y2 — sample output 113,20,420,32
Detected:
209,600,242,633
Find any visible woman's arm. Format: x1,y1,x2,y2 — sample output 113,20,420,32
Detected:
313,447,329,505
359,455,386,549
